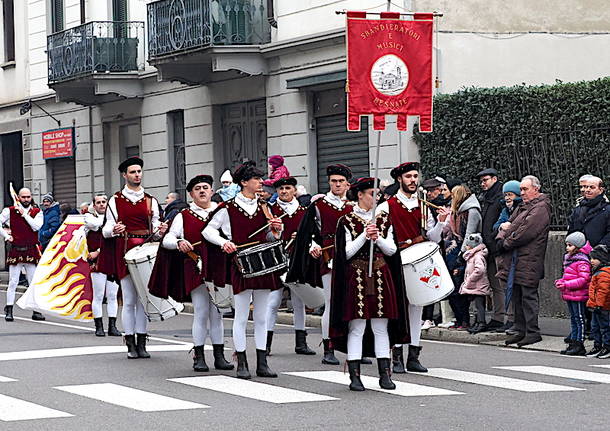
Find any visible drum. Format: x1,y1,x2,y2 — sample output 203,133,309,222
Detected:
400,241,454,306
124,242,184,321
280,273,325,309
207,282,234,310
235,241,287,279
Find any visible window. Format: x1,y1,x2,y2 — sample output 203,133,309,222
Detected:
50,0,64,33
112,0,127,21
168,111,186,200
2,0,15,62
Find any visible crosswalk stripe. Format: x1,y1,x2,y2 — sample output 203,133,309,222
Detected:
590,364,610,369
169,375,338,404
55,383,208,411
284,371,463,397
0,394,72,421
423,368,584,392
0,376,17,382
496,366,610,384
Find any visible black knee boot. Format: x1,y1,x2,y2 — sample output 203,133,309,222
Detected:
266,331,274,356
107,317,121,336
322,339,340,365
213,344,234,370
235,351,251,379
136,333,151,359
392,346,406,374
347,360,365,391
192,345,209,372
406,345,428,372
377,358,396,390
31,311,45,321
295,330,316,355
256,349,278,377
94,318,105,337
124,334,138,359
4,305,14,322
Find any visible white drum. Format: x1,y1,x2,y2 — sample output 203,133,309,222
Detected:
207,282,234,310
400,241,454,306
124,242,184,321
280,273,324,309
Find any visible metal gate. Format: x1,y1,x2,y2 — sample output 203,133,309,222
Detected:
50,157,76,208
221,99,267,171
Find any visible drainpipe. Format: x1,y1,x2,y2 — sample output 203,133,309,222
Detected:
89,106,95,196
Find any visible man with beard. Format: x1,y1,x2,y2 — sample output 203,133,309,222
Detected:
266,176,315,356
85,194,121,337
103,157,168,359
0,188,45,321
376,162,449,373
568,176,610,248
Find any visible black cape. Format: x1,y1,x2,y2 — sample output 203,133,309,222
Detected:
285,202,322,288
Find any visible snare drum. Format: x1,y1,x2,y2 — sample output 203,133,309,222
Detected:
400,241,454,306
124,242,184,321
235,241,287,279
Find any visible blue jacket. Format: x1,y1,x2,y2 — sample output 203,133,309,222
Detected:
39,203,61,248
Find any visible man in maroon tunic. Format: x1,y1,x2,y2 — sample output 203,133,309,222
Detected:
0,187,45,321
102,157,167,359
204,161,283,379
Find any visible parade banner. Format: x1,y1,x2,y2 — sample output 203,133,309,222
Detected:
346,11,433,132
17,215,94,322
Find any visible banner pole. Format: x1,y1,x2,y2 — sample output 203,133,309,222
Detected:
367,130,382,277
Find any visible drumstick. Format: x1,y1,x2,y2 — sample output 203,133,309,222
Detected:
421,199,444,210
321,244,334,251
236,240,260,249
247,212,289,239
284,238,295,250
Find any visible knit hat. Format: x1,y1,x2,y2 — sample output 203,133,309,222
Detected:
446,178,463,191
502,180,521,196
42,193,54,203
590,244,610,265
463,233,484,249
268,155,284,169
220,169,232,183
565,231,586,249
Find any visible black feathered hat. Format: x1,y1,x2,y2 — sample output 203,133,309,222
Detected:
186,174,214,192
118,156,143,173
233,160,264,185
390,162,420,180
326,164,352,180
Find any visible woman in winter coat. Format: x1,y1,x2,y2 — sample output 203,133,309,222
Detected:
459,233,491,334
555,231,591,356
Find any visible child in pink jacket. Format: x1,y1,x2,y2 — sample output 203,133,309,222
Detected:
263,155,290,186
459,233,491,334
555,231,591,356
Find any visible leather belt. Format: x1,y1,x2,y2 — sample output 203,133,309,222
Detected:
398,235,425,250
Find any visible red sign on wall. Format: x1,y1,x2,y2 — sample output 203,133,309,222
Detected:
42,128,75,159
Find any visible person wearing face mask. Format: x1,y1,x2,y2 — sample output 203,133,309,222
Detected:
0,188,45,322
217,169,240,202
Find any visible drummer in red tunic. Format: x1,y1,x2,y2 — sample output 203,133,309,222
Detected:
84,194,121,337
287,164,353,365
102,157,167,359
0,187,45,322
152,174,233,372
203,161,283,380
330,177,410,391
265,176,315,356
376,162,449,374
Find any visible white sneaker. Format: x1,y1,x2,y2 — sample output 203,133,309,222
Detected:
421,320,434,330
437,321,456,329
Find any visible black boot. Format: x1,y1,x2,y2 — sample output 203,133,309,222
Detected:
213,344,234,370
377,358,396,390
31,311,45,321
4,305,14,322
322,339,340,365
192,345,209,372
505,333,525,345
107,317,121,336
266,331,273,356
560,340,573,355
392,346,406,374
136,333,151,358
406,345,428,372
94,318,105,337
235,351,251,379
295,330,315,355
347,360,365,391
124,334,138,359
565,341,586,356
256,349,278,377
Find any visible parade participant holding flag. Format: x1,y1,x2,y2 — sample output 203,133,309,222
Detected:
102,157,167,359
0,186,45,322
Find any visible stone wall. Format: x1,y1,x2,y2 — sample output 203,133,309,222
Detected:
539,231,569,318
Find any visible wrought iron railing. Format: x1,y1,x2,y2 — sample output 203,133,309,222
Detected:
147,0,271,59
48,21,145,84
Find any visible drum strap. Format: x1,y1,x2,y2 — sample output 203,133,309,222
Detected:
398,235,425,250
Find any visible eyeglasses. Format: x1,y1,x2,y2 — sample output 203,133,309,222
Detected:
479,177,493,184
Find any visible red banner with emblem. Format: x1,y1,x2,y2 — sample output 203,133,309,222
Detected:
346,11,433,132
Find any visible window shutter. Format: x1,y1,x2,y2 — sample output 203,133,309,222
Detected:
112,0,128,21
51,0,64,33
3,0,15,61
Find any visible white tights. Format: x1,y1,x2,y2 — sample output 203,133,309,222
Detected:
322,273,332,339
266,287,306,331
395,304,424,349
7,264,36,306
233,289,270,352
347,318,390,360
91,272,119,318
191,285,224,346
120,275,148,335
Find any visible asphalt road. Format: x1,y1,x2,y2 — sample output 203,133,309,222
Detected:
1,295,610,431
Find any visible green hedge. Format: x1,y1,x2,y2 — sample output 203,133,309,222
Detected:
414,77,610,229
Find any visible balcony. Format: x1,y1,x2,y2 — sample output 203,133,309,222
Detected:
147,0,271,84
47,21,145,105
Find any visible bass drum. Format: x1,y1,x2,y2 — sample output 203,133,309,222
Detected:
207,282,234,310
280,273,324,309
124,242,184,321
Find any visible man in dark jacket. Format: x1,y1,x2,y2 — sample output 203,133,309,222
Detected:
497,175,551,347
477,168,504,330
39,193,61,251
567,176,610,247
163,192,189,223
